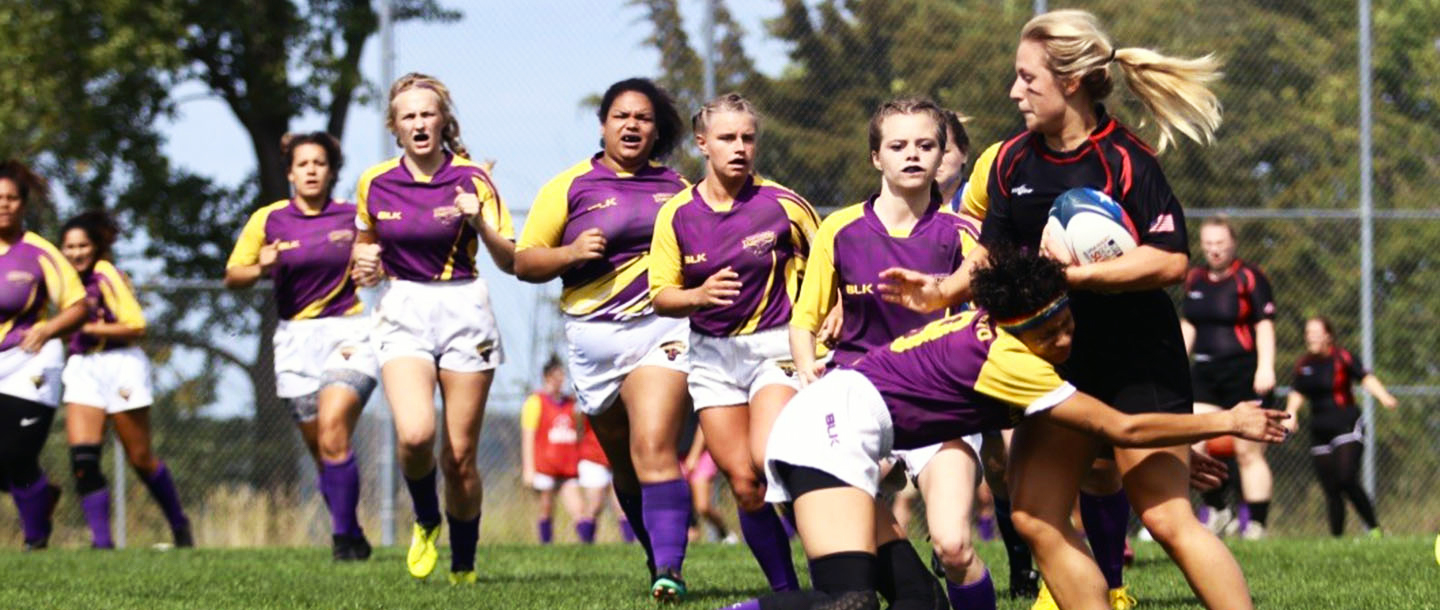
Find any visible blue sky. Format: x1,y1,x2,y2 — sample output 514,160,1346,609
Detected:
161,1,792,413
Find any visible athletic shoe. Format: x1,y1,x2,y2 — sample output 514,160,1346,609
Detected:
1223,516,1242,537
1030,581,1057,610
448,570,477,586
1010,568,1041,599
406,522,442,580
1203,507,1234,535
1241,522,1266,541
720,532,740,545
1366,528,1384,539
173,524,195,548
333,534,373,561
650,568,687,603
1109,586,1138,610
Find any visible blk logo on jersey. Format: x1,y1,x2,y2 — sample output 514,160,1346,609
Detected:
377,211,402,221
1012,184,1034,196
742,230,777,256
587,197,618,212
683,253,708,266
844,283,874,295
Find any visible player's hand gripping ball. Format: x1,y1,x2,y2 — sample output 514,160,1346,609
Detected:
1045,188,1139,265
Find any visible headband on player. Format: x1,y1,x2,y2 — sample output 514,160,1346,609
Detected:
996,294,1070,333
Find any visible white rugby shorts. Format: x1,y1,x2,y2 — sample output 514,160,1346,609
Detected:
564,314,689,416
764,369,893,502
372,278,503,373
893,434,983,483
689,327,800,410
0,340,64,407
61,346,155,413
274,314,380,398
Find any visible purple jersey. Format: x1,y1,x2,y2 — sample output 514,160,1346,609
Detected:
355,153,514,282
518,155,686,321
227,199,364,321
851,309,1075,450
0,232,85,351
793,196,979,367
68,260,146,353
650,176,819,337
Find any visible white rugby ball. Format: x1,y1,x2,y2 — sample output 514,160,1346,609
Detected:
1046,188,1139,264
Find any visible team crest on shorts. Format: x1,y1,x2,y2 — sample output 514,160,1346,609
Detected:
476,340,497,361
118,387,132,400
742,230,777,256
339,346,355,360
774,359,798,377
658,341,687,361
29,375,44,388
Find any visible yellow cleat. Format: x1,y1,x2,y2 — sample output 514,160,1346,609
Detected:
1031,580,1058,610
448,570,477,586
406,522,442,580
1110,585,1138,610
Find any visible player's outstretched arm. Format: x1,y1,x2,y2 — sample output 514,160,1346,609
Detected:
1042,392,1289,448
879,243,987,313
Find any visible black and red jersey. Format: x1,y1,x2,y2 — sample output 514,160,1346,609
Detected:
1293,347,1369,428
980,106,1192,405
1182,260,1275,360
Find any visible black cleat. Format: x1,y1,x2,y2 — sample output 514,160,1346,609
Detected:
1009,568,1041,599
172,524,195,548
332,533,373,561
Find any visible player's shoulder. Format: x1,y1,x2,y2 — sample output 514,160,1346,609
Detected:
754,177,810,206
818,202,867,236
1099,120,1161,165
20,231,64,259
358,157,403,183
642,160,687,185
92,259,126,281
1184,266,1208,286
539,158,599,194
658,184,699,215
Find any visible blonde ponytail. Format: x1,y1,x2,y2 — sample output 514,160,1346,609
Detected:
386,72,470,159
1022,9,1222,152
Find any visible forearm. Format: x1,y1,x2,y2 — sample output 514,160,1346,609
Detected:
1180,319,1196,356
1066,246,1188,292
476,222,516,275
789,325,818,372
1361,375,1395,404
1106,411,1238,448
1254,320,1276,372
81,322,146,341
224,265,264,289
939,244,985,306
521,435,535,474
47,302,89,338
651,286,703,318
1285,392,1304,420
514,246,579,283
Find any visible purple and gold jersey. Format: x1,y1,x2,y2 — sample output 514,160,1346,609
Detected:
852,308,1075,450
650,176,819,337
355,153,513,282
0,232,85,351
69,260,146,354
793,197,979,367
518,155,686,322
227,199,365,321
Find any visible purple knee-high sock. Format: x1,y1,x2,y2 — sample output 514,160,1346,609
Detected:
139,462,189,531
538,518,553,544
404,468,441,527
576,518,597,544
616,491,655,570
1079,490,1129,589
737,505,799,591
640,478,691,573
946,569,997,610
81,489,114,548
618,518,636,543
11,473,54,545
448,512,480,572
320,453,363,537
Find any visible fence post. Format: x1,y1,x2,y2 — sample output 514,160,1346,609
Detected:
1357,0,1377,500
113,435,126,548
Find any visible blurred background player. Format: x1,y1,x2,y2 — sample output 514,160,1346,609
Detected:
514,78,692,597
0,160,86,550
1181,216,1277,538
226,132,379,561
790,97,993,609
683,427,735,544
1284,316,1397,537
351,73,515,584
651,92,819,597
520,356,616,544
878,9,1245,609
61,211,191,549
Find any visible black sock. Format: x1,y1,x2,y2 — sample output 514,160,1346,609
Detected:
874,540,942,609
1247,501,1271,526
811,551,877,595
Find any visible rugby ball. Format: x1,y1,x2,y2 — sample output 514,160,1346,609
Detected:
1046,188,1139,264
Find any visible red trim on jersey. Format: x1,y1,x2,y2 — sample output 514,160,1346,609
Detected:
1091,140,1116,198
1333,348,1352,408
1091,119,1119,141
1120,128,1158,156
1115,143,1134,199
1037,144,1094,165
995,133,1029,199
1232,264,1255,351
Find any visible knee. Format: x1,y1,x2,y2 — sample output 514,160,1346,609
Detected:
318,431,351,463
1138,505,1193,544
440,445,477,481
396,427,434,456
931,533,977,573
1008,507,1049,544
628,433,672,467
728,475,766,512
125,444,158,474
70,444,107,494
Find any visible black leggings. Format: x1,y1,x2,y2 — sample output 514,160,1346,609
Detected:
0,394,56,491
1310,441,1379,536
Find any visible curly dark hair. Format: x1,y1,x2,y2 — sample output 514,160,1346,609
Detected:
971,245,1070,321
0,159,48,205
280,131,344,200
61,210,121,266
597,78,684,161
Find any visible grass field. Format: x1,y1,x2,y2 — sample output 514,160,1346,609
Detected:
1,536,1436,609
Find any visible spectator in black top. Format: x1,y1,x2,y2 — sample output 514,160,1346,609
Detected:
1180,216,1277,538
1284,316,1396,537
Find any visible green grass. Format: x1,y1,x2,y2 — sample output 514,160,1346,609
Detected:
0,536,1436,609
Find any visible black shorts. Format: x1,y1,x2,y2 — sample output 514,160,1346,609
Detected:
1309,413,1364,455
0,394,57,488
1192,353,1270,408
1061,331,1193,416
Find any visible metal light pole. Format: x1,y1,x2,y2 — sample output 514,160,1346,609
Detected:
1034,0,1047,15
1357,0,1377,499
702,0,716,101
377,0,397,548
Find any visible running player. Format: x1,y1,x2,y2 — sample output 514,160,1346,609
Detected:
650,93,818,597
789,97,992,609
520,356,608,544
0,160,86,550
725,248,1288,610
879,10,1249,609
61,212,191,549
1181,216,1277,538
226,132,379,561
1284,316,1397,537
351,73,514,584
683,428,734,543
513,78,691,597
